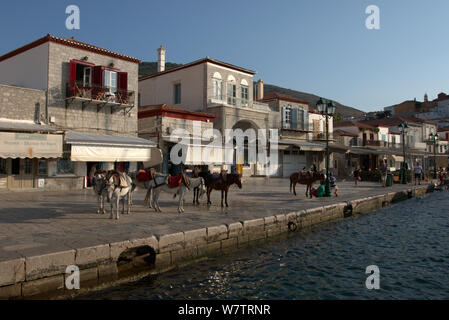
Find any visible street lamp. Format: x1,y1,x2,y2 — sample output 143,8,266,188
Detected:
429,132,439,179
398,122,408,184
316,98,336,197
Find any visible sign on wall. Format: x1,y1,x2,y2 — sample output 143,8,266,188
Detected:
0,132,63,158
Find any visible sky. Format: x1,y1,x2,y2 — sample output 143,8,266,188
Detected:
0,0,448,112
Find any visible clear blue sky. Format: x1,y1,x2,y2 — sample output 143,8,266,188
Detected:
1,0,448,112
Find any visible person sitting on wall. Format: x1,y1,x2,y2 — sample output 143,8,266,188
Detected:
310,180,326,198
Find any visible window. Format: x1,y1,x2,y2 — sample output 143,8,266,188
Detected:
11,159,20,175
0,159,6,175
241,85,249,105
38,160,48,175
227,83,236,106
104,70,117,94
213,78,222,100
282,106,292,129
174,83,181,104
382,134,386,141
24,159,33,175
83,67,92,87
57,160,74,174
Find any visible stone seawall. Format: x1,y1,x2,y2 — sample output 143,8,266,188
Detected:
0,184,434,299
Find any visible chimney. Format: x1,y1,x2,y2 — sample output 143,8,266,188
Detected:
256,79,264,100
157,45,166,72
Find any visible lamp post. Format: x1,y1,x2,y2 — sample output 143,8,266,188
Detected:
398,122,408,184
316,98,336,197
429,132,439,179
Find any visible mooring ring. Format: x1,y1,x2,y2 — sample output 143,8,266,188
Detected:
288,221,297,232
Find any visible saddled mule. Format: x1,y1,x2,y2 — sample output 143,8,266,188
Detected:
129,169,167,208
173,176,207,204
106,171,133,220
290,171,325,198
205,172,242,207
152,173,190,213
191,167,208,204
93,170,108,214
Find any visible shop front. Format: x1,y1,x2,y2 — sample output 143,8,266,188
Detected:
65,132,162,188
0,131,63,190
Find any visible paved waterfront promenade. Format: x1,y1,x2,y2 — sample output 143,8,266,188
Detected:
0,178,426,262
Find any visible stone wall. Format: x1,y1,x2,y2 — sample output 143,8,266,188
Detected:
0,85,46,122
0,184,433,299
47,42,139,136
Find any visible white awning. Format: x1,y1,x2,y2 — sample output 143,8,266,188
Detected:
0,132,63,158
66,132,162,164
279,140,326,151
391,155,404,162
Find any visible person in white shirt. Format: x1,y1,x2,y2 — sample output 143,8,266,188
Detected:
413,162,423,185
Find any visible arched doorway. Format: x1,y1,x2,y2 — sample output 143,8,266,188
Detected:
231,120,261,176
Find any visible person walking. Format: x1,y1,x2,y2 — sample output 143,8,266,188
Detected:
380,160,388,187
353,166,361,187
413,162,423,185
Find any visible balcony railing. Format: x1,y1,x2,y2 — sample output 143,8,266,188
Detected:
66,81,134,106
207,95,269,112
312,132,334,141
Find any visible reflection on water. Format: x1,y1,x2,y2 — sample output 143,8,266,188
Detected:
78,191,449,300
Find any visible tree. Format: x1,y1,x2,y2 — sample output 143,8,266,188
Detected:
333,113,343,122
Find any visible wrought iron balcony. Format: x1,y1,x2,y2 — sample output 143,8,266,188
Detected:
66,81,134,107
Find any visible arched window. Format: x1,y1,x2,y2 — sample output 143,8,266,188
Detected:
241,79,249,106
227,75,236,106
212,72,222,100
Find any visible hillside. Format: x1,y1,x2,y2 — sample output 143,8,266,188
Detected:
139,61,183,77
263,84,365,119
139,62,365,119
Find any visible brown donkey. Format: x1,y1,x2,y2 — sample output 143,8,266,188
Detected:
206,172,242,207
290,171,325,198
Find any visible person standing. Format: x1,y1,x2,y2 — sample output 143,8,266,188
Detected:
380,160,388,187
413,162,423,185
353,166,361,187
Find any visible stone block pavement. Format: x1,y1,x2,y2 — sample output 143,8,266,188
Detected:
0,178,425,262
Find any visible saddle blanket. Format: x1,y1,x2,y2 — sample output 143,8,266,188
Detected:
168,174,183,188
119,172,129,188
137,170,150,182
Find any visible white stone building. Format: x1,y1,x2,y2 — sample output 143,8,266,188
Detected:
139,47,272,176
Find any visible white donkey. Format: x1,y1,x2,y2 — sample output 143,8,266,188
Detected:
173,177,206,204
93,170,108,214
129,170,168,209
152,174,190,213
106,171,133,220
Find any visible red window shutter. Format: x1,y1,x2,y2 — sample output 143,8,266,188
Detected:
69,60,77,97
92,66,104,100
118,72,128,104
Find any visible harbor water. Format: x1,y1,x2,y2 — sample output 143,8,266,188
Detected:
78,190,449,300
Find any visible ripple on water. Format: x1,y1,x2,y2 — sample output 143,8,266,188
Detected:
77,191,449,300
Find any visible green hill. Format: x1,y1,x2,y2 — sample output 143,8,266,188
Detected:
262,83,365,119
139,61,183,77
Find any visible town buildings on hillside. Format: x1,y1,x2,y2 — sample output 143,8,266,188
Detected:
1,34,446,191
138,47,334,178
